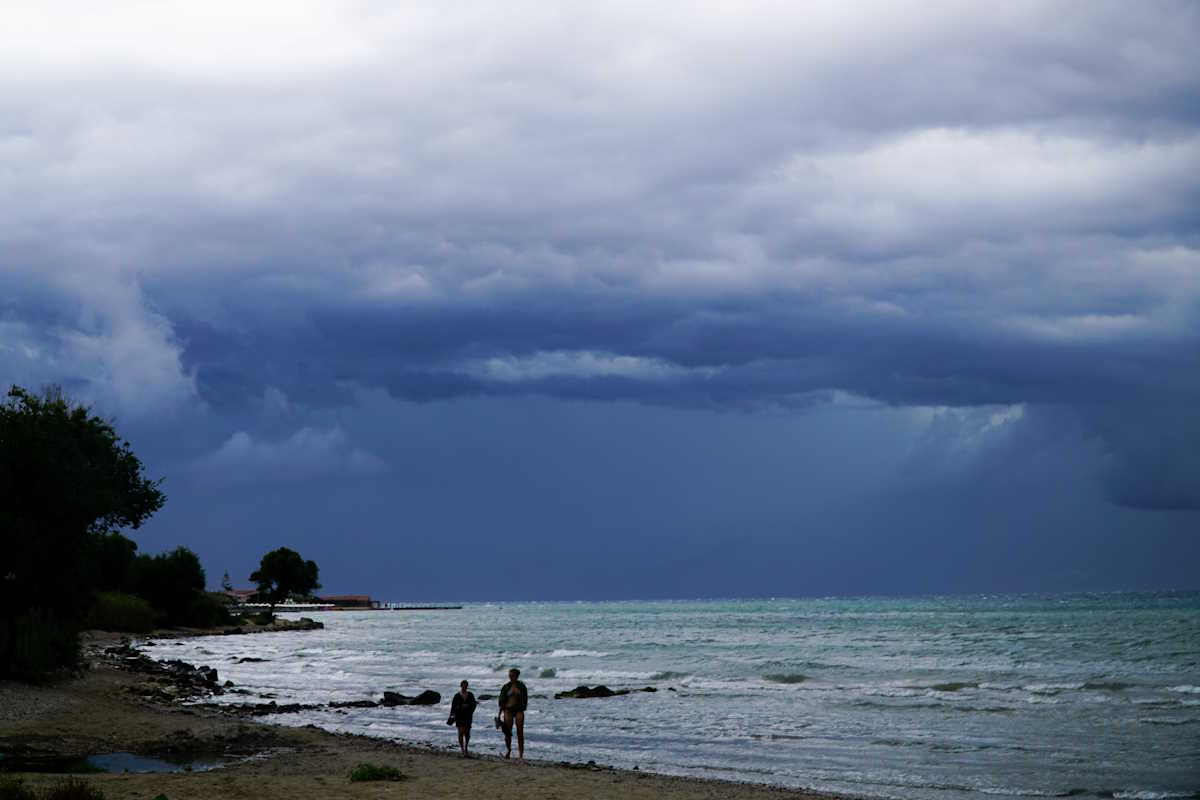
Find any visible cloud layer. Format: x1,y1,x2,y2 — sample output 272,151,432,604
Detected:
2,1,1198,515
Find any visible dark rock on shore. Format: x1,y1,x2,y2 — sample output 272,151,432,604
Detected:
285,617,324,631
381,690,441,706
554,685,659,699
326,695,376,710
102,640,224,701
194,698,383,718
212,700,322,717
220,617,324,635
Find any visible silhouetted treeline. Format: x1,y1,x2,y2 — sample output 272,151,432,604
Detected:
1,385,229,681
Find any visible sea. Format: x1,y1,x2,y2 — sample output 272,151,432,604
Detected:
148,593,1200,800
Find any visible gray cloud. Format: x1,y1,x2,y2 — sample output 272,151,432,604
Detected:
2,1,1198,511
190,426,387,487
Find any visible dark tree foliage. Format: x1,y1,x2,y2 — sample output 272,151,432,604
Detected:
250,547,320,612
0,385,165,678
133,547,207,626
88,532,140,593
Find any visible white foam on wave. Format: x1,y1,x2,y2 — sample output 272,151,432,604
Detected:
855,685,927,698
546,649,612,658
1167,685,1200,694
976,786,1059,797
1137,717,1198,726
1113,791,1199,799
553,667,659,681
1024,683,1084,694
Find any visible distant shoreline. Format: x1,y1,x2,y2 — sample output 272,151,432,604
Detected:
233,604,464,611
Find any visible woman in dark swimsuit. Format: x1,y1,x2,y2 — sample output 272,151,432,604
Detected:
498,668,527,761
449,680,476,757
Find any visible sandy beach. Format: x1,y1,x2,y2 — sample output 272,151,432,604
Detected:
0,631,832,800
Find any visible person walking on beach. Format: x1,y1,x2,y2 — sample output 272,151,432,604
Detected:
498,667,528,762
448,680,477,757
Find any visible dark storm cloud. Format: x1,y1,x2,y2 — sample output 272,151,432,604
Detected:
2,1,1199,512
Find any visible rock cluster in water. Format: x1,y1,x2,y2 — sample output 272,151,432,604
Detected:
554,684,659,699
381,690,441,706
213,617,325,635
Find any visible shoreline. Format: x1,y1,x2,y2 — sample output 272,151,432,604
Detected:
0,630,840,800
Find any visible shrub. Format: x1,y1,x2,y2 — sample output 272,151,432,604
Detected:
0,609,81,682
86,592,154,634
41,778,105,800
181,592,234,629
348,763,404,782
0,777,36,800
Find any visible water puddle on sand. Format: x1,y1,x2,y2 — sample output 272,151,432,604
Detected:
0,751,226,774
85,752,226,773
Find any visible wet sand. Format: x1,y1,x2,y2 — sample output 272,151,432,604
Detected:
0,632,835,800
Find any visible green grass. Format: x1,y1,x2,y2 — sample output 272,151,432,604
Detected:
348,763,404,782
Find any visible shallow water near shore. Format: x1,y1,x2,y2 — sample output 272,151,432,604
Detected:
85,752,226,774
0,752,224,774
154,593,1200,800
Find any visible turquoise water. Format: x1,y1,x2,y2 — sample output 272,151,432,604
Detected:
156,593,1200,799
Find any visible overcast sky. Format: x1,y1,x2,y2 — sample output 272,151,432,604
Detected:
3,1,1198,600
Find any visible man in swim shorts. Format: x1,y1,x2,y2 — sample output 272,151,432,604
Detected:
498,667,528,761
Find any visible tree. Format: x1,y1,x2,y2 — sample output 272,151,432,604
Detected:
133,547,207,626
250,547,320,614
89,532,140,593
0,385,165,678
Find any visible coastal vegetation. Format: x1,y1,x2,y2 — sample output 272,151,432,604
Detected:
249,547,321,618
0,776,105,800
1,385,164,679
85,593,155,634
0,385,230,680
